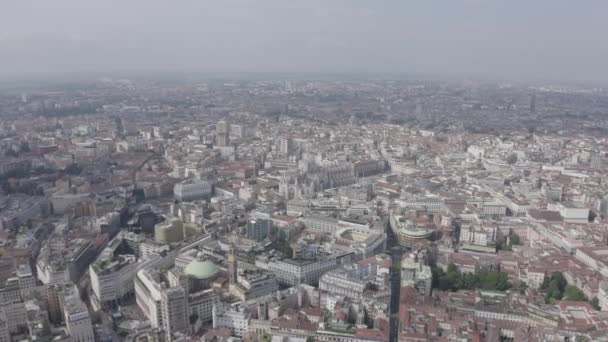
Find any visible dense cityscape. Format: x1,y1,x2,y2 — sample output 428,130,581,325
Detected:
0,76,605,342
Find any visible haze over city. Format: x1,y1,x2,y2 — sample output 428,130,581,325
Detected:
1,0,608,83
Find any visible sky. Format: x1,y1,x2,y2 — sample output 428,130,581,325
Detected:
1,0,607,83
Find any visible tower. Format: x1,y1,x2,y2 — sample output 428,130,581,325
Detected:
530,93,536,113
46,284,64,324
216,120,230,147
161,286,188,341
228,244,237,286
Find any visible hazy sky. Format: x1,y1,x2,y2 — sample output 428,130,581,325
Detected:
1,0,607,83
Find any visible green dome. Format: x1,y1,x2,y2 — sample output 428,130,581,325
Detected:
185,257,219,280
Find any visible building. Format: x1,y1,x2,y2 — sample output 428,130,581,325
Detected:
15,264,36,295
230,124,245,139
400,255,432,296
554,202,589,224
300,216,340,234
174,180,213,202
228,245,237,286
265,251,354,287
0,279,27,336
459,223,498,249
90,254,139,307
0,309,10,342
598,281,608,311
279,137,292,156
389,211,432,247
134,257,177,329
46,284,65,324
231,269,279,301
319,254,390,304
216,120,230,147
212,305,250,337
154,217,203,244
161,286,189,341
63,286,95,342
36,235,96,285
155,217,185,244
189,288,219,325
246,212,272,242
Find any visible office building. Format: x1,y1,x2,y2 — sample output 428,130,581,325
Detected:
216,120,230,147
63,286,95,342
174,179,213,202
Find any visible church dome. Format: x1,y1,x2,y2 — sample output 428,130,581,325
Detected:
184,254,219,280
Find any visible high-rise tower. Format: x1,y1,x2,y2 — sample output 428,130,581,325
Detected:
216,120,230,147
228,244,237,285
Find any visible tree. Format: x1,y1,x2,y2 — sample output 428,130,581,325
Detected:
64,164,82,175
20,142,31,153
591,297,601,311
363,308,374,329
542,272,572,303
510,232,521,245
432,264,511,292
564,286,588,301
506,153,518,165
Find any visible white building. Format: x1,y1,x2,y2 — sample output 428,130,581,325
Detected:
63,286,95,342
264,251,354,287
598,282,608,311
174,180,213,202
212,305,250,337
555,202,589,224
161,286,189,341
0,309,10,342
300,216,340,234
90,255,140,306
459,223,498,247
400,255,432,296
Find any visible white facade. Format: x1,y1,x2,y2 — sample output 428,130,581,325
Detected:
556,202,589,224
63,290,95,342
213,305,250,337
161,287,189,341
265,252,353,286
460,224,497,247
90,255,139,304
189,289,218,323
401,257,432,296
174,180,213,202
300,216,339,234
598,282,608,311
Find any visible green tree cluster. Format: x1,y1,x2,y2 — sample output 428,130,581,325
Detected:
432,264,511,292
271,238,293,258
496,231,522,251
541,272,588,303
541,272,567,302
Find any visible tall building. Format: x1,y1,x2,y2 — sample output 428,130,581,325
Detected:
63,286,95,342
0,311,9,342
90,254,139,308
161,286,189,341
530,92,536,113
279,136,292,156
46,284,64,324
216,120,230,147
230,124,244,139
0,278,28,336
246,212,272,242
228,245,237,286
